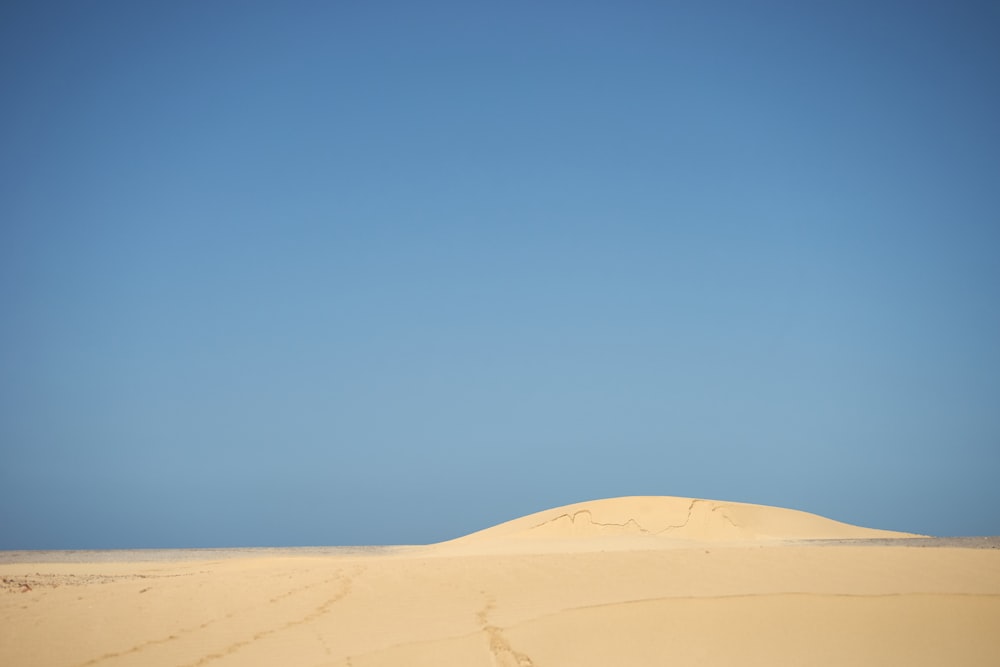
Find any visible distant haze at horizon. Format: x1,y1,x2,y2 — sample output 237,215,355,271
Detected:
2,1,999,549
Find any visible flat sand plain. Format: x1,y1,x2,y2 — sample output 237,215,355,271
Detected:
3,496,999,666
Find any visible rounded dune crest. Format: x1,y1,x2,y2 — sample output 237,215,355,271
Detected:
450,496,918,544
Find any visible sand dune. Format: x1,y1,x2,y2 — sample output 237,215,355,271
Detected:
2,496,997,667
448,495,919,546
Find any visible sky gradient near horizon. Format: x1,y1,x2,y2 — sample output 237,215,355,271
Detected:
2,1,999,548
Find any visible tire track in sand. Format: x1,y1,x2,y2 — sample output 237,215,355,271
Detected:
478,596,536,667
77,565,362,667
180,566,363,667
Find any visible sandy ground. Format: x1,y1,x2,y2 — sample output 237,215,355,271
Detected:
3,497,999,666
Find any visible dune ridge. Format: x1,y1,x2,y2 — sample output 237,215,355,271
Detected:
448,496,919,545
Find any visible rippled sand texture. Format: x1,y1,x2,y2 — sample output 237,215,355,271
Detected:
2,496,999,666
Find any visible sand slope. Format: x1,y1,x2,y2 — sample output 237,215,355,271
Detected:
2,497,997,667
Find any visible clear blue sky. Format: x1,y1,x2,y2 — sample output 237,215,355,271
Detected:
2,1,998,548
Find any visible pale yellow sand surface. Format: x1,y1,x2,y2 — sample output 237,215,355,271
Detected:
2,496,999,666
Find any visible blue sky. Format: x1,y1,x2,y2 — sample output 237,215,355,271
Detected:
2,1,998,548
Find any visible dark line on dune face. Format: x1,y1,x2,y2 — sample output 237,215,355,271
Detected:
710,504,742,529
655,499,700,534
531,500,748,537
531,510,654,534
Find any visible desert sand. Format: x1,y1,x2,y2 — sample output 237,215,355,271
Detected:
2,496,999,666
